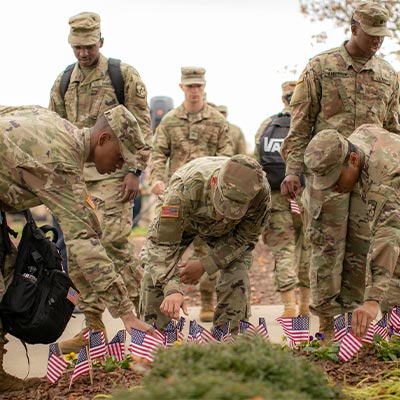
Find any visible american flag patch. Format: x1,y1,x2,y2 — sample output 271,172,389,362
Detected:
161,206,179,218
66,287,79,305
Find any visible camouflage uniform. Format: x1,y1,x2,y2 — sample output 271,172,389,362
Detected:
0,105,149,318
217,106,247,155
49,12,151,316
150,67,233,319
140,156,270,331
304,125,400,311
281,4,399,317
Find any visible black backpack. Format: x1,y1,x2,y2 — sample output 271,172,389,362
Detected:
59,58,125,104
259,113,291,190
0,211,79,344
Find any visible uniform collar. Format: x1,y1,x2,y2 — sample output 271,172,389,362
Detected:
175,102,213,121
70,53,108,83
82,128,92,162
340,41,379,72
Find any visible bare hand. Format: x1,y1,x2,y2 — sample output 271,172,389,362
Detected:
352,300,380,338
179,260,205,284
160,293,188,320
280,174,302,200
151,180,165,196
120,173,140,202
120,311,155,336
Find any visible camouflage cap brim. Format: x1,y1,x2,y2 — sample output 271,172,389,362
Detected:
68,32,101,46
181,78,206,85
359,23,391,37
213,181,249,220
312,166,343,191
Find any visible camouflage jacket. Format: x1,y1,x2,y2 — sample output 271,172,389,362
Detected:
145,156,270,295
149,103,233,185
349,124,400,303
281,42,400,176
228,122,247,155
0,106,133,318
49,53,151,181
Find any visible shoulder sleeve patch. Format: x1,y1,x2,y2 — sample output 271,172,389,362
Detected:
136,82,146,98
161,205,180,218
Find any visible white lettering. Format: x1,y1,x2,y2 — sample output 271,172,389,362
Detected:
263,138,284,152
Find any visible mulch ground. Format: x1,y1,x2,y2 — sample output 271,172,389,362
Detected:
1,237,397,399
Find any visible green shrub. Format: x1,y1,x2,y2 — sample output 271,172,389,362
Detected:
113,336,342,399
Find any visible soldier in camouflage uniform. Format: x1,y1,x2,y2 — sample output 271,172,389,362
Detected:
49,12,152,352
305,126,400,338
150,67,233,323
141,155,270,332
0,105,153,393
254,81,311,317
217,105,247,155
280,2,400,339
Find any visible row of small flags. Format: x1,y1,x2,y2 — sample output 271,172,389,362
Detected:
47,306,400,385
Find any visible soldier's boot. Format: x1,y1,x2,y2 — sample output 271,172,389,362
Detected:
59,312,107,354
298,287,311,316
280,289,297,318
199,291,214,323
319,316,334,343
0,338,42,394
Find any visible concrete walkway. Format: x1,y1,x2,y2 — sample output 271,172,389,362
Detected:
4,305,319,379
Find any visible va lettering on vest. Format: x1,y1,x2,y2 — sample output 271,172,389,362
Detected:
262,137,284,153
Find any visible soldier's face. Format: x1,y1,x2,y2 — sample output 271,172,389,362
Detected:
72,39,103,68
330,153,360,193
180,84,205,104
93,132,124,174
353,25,384,58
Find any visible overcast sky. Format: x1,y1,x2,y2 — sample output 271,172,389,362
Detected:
1,0,399,148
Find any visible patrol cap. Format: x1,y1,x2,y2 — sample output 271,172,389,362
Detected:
213,155,264,220
181,66,206,85
281,81,296,97
217,105,228,115
304,129,349,190
352,2,391,37
68,12,102,46
104,105,141,168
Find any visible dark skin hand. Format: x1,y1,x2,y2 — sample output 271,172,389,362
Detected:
179,260,205,285
352,300,380,338
280,174,302,200
120,173,140,202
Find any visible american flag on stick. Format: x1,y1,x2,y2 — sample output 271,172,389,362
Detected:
290,199,301,215
256,317,269,340
128,328,164,362
239,320,257,337
338,332,363,362
89,330,107,360
389,306,400,331
176,317,186,342
334,313,352,343
276,316,309,345
164,321,178,347
69,347,92,388
46,343,68,384
107,330,126,362
187,320,203,343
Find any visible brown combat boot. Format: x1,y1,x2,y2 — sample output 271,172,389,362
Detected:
0,339,42,394
318,316,334,343
199,291,214,323
59,312,107,354
280,289,297,318
298,287,311,316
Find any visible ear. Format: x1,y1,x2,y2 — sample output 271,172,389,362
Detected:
179,83,184,91
349,151,360,167
99,38,104,48
351,23,358,36
98,131,111,146
211,175,217,187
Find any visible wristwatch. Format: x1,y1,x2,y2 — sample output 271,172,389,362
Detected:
128,168,142,176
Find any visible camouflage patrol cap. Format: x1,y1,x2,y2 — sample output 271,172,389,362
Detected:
213,155,264,220
181,66,206,85
353,2,391,37
217,105,228,115
281,81,296,97
304,129,349,190
68,12,102,45
103,105,141,168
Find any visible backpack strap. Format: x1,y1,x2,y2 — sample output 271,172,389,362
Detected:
59,63,76,100
59,59,125,105
108,58,125,105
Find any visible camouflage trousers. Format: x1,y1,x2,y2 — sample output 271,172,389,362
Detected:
303,177,370,317
139,240,253,332
262,191,310,292
69,178,142,316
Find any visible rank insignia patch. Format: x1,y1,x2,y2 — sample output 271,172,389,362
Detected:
367,200,377,221
86,194,96,210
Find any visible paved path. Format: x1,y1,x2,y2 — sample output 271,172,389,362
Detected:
5,306,319,379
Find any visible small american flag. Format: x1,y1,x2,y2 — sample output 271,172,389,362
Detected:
197,323,217,343
152,323,166,342
69,347,91,388
375,313,388,340
276,316,309,345
46,343,68,384
239,320,257,337
107,330,125,362
290,199,301,215
256,317,269,340
128,328,164,362
89,330,107,360
338,332,363,362
176,317,186,342
187,320,203,343
334,313,352,343
164,321,178,347
214,321,234,343
389,306,400,330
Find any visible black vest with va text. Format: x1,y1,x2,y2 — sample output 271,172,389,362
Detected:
259,113,290,190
